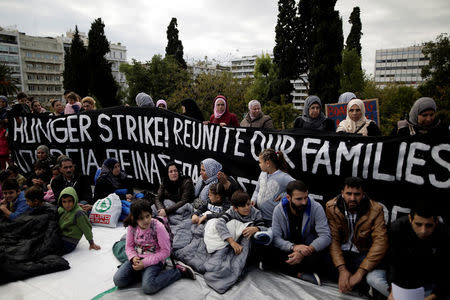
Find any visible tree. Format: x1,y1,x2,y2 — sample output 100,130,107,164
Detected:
346,7,362,57
120,55,189,106
296,0,314,79
244,53,277,105
339,48,364,94
308,0,343,104
87,18,119,107
273,0,298,101
419,33,450,123
0,64,19,96
63,26,88,96
165,18,187,69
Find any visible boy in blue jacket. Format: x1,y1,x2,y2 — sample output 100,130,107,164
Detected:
0,179,31,220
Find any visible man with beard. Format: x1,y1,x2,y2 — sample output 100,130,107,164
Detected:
267,180,331,285
51,156,93,212
326,177,388,295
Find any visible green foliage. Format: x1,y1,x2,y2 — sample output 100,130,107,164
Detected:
121,55,190,106
296,0,314,76
0,63,19,96
419,33,450,124
63,26,88,97
339,48,364,94
346,7,362,57
273,0,297,99
87,18,119,107
309,0,343,105
264,96,299,129
165,18,187,69
170,72,251,121
244,53,278,105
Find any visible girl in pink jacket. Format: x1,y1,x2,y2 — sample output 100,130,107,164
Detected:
113,199,195,294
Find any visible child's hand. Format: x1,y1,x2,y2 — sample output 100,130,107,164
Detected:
89,243,101,251
132,259,144,271
132,256,140,265
230,241,243,255
242,226,259,239
191,214,199,224
158,209,166,217
198,215,207,224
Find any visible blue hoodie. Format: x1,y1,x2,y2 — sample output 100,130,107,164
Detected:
9,191,31,220
272,196,331,252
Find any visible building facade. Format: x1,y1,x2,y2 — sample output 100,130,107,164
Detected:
187,61,231,79
231,54,308,111
18,33,64,104
0,27,22,92
374,45,429,88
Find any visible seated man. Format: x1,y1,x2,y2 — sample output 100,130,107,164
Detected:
0,179,31,220
326,177,388,294
264,180,331,285
385,201,449,300
51,156,93,212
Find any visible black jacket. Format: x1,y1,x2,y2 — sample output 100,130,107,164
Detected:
51,173,93,205
388,216,450,298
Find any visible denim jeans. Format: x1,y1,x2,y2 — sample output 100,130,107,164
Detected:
113,260,181,294
366,269,390,297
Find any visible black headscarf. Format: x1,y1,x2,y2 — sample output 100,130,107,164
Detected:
181,98,204,122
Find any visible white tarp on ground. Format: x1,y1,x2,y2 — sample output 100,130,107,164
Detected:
0,225,365,300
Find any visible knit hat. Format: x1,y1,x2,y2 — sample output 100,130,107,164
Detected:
0,95,7,103
103,158,119,170
135,92,154,108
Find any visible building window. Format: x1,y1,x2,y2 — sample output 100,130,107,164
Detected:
47,86,53,91
28,85,35,91
54,75,60,81
27,74,34,80
35,53,41,59
38,85,45,91
46,75,53,81
55,86,61,91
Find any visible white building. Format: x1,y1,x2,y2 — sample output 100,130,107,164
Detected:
231,54,308,111
187,61,230,79
374,45,430,88
0,27,22,92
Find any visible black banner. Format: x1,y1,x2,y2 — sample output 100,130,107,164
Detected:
9,107,450,215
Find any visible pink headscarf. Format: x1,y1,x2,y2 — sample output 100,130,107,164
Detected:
214,97,227,119
156,99,167,109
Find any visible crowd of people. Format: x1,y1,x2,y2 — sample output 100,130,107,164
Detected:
0,90,449,299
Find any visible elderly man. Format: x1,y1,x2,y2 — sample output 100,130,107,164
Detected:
326,176,388,295
240,100,273,129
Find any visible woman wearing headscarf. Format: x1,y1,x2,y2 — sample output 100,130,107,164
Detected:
240,100,274,129
338,92,357,104
193,158,239,209
94,158,133,200
208,95,239,127
181,98,204,122
36,145,56,168
394,97,446,136
154,161,194,217
156,99,167,109
293,95,335,131
336,99,381,136
135,92,155,108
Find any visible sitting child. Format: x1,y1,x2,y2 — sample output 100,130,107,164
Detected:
25,161,51,190
113,199,195,294
192,183,230,225
58,187,101,254
0,179,31,220
7,165,27,189
43,165,61,203
215,191,267,255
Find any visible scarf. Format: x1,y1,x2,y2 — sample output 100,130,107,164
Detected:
194,158,222,201
301,95,327,130
337,99,372,136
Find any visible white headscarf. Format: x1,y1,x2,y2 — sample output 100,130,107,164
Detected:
336,99,372,136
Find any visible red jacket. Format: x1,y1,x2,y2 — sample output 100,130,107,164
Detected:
209,95,239,127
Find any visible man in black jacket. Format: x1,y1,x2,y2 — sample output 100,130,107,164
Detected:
51,156,93,212
386,202,450,300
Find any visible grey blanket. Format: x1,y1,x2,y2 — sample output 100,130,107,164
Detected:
165,200,251,294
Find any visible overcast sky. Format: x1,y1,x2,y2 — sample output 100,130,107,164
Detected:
1,0,449,76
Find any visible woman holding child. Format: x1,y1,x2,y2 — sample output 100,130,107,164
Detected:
155,162,195,217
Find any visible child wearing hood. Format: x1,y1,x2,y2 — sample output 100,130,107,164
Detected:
58,187,101,254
